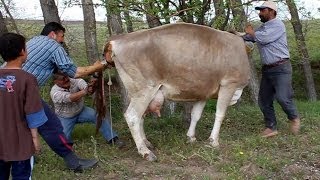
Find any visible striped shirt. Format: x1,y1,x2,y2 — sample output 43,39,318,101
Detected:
50,78,87,118
22,36,77,86
243,18,290,65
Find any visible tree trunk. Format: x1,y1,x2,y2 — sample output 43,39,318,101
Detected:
144,2,162,28
286,0,317,101
81,0,99,64
0,0,19,34
106,1,128,111
123,10,133,33
196,0,211,25
230,0,246,31
230,0,259,104
211,0,227,30
39,0,61,24
0,10,8,36
247,53,259,104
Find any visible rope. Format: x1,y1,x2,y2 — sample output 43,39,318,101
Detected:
107,69,114,145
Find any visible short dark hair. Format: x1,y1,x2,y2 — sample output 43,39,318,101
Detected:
52,70,67,80
0,33,26,62
40,22,66,36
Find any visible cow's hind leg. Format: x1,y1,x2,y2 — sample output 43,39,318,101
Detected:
139,117,154,149
209,84,237,147
124,86,161,161
125,100,157,161
186,101,206,143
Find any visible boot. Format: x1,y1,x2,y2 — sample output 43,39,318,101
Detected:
64,152,98,172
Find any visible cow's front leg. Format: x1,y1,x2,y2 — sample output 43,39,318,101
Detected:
209,85,237,147
186,101,206,143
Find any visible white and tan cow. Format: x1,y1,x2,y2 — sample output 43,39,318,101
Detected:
103,23,250,161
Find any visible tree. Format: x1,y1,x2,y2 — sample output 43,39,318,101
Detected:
230,0,259,104
81,0,99,64
285,0,317,101
39,0,61,24
0,10,8,36
0,0,19,34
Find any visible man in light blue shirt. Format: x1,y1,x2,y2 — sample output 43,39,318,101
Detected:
242,1,300,138
22,22,107,172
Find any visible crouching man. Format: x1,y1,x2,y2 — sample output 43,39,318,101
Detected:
50,71,125,148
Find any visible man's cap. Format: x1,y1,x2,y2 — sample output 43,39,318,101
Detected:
255,1,277,12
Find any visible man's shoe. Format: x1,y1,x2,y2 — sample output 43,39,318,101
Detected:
78,158,99,169
64,152,82,172
108,137,126,149
261,128,278,138
290,118,300,135
64,152,98,172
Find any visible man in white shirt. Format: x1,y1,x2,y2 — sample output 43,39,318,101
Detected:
50,71,124,148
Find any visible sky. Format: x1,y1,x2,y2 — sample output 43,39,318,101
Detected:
5,0,320,21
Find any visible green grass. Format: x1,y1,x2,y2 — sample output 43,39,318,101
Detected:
30,100,320,179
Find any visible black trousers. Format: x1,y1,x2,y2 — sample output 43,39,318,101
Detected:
258,61,299,130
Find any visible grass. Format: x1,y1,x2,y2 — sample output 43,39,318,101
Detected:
31,99,320,179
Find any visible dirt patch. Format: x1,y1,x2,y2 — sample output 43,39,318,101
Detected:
282,160,320,179
96,158,225,179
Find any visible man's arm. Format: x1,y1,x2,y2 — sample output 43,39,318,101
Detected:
74,61,106,78
68,89,87,102
30,128,41,154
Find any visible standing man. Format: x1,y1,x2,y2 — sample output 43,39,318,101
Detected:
242,1,300,137
22,22,107,171
50,71,125,148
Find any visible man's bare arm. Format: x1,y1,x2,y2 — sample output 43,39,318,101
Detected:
74,61,105,78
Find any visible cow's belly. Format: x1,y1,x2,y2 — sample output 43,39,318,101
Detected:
160,84,219,101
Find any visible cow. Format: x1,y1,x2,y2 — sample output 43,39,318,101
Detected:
103,23,250,161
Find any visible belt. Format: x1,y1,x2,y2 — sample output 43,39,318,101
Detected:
263,58,289,69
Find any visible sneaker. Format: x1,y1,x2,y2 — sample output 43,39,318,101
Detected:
261,128,278,138
108,137,125,149
290,118,300,135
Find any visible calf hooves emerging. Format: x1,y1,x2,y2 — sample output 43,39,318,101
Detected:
143,152,157,161
208,138,219,148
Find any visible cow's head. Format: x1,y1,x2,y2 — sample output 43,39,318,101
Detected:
103,41,115,67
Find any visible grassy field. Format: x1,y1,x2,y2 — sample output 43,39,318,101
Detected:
9,20,320,179
32,98,320,179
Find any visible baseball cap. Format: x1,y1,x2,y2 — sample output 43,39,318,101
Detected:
255,1,277,12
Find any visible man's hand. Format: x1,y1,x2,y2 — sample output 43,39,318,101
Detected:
245,24,255,37
87,77,98,95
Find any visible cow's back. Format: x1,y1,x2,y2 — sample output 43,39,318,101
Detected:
110,23,250,101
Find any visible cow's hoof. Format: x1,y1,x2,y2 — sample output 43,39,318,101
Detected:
208,138,219,148
144,140,155,149
187,136,197,143
143,152,157,161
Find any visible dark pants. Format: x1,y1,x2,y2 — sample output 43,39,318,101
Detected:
38,100,73,157
0,158,33,180
258,61,299,130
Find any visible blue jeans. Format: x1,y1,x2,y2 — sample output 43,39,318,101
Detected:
58,106,118,142
0,157,33,180
258,61,299,130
